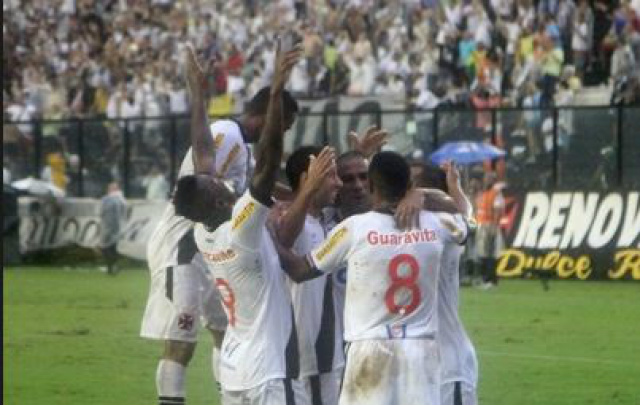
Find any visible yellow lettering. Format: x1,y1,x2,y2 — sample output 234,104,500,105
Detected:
557,256,576,278
575,256,592,280
542,251,560,269
220,143,241,176
497,249,599,280
232,202,255,230
497,249,526,277
315,228,348,261
608,250,640,280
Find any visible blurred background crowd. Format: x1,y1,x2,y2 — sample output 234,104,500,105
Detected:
4,0,640,117
3,0,640,198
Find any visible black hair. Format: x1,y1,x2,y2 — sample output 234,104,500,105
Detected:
173,175,210,224
285,145,323,191
245,86,299,120
411,162,448,193
336,150,366,167
369,151,410,202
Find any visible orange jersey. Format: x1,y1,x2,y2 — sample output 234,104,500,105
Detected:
476,188,503,224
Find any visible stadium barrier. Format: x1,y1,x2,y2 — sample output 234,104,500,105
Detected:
4,99,640,198
15,191,639,280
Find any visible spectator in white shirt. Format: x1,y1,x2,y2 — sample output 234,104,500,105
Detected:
346,55,377,96
168,81,188,115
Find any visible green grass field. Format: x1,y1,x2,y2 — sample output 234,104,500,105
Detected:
3,266,640,405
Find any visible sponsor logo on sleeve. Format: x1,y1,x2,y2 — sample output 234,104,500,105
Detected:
315,227,347,261
232,201,255,230
214,133,225,148
220,143,241,176
439,216,464,240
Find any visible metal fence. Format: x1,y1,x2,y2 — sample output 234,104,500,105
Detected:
3,105,639,198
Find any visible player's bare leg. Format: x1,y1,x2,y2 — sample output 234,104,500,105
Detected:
154,44,213,405
208,328,225,392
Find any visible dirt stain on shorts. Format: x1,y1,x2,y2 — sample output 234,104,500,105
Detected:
346,342,393,401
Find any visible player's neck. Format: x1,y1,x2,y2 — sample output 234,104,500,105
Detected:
372,194,397,215
308,201,323,218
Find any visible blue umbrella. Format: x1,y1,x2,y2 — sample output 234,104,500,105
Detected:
429,141,506,165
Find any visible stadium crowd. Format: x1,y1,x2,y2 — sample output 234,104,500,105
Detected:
3,0,640,196
4,0,640,121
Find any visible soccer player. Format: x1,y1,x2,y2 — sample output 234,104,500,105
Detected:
139,45,299,405
183,43,335,405
274,151,468,405
272,145,345,405
413,161,479,405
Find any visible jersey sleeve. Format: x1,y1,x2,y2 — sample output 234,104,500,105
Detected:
307,218,354,274
436,213,469,245
210,120,249,196
229,190,270,251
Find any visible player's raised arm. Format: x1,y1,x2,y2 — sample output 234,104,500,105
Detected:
250,45,302,204
276,147,336,248
185,45,217,175
442,161,473,219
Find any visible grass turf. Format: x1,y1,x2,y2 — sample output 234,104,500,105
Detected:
3,266,640,405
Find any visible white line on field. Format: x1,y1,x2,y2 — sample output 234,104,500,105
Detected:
479,350,638,367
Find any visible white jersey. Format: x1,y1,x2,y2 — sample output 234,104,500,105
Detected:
195,191,298,390
288,214,345,378
322,208,347,351
147,119,253,271
309,210,467,342
438,243,479,386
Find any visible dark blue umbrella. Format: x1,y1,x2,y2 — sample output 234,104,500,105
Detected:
429,141,506,165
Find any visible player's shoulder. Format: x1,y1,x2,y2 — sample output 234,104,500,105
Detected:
209,119,244,146
431,211,468,243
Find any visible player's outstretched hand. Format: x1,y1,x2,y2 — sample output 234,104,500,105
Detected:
185,44,205,98
299,146,336,196
272,43,303,93
185,44,218,100
395,188,424,230
347,126,389,159
441,160,461,193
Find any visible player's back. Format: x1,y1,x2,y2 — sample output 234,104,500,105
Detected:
438,242,478,386
195,192,298,390
342,211,455,342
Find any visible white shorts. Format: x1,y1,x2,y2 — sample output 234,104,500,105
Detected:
340,339,440,405
222,378,302,405
140,254,227,342
294,368,343,405
441,381,478,405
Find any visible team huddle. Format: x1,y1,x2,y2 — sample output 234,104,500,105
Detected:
140,44,478,405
